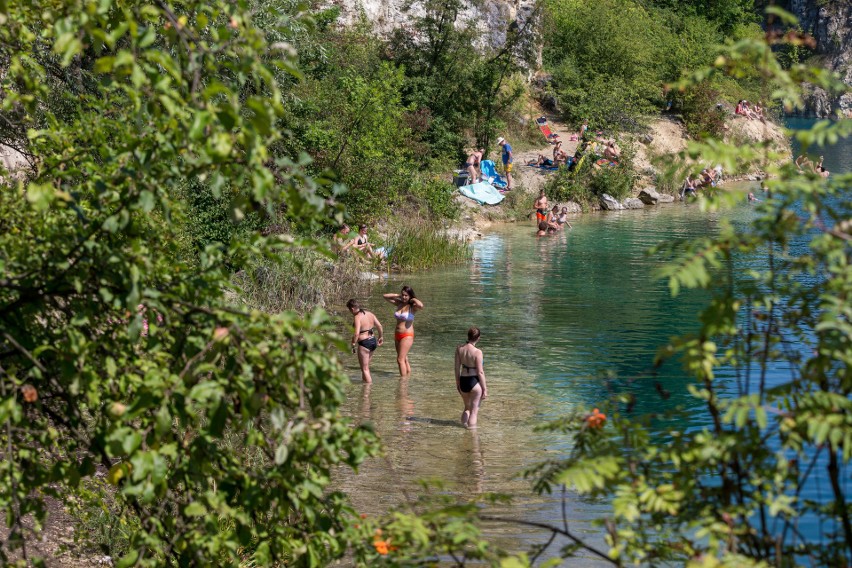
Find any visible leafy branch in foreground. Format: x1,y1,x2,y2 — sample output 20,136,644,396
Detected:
499,10,852,567
0,0,379,565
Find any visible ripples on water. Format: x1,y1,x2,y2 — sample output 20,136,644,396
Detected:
336,205,739,561
336,125,851,561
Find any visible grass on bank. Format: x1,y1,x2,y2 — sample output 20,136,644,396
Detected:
231,219,471,314
383,220,471,272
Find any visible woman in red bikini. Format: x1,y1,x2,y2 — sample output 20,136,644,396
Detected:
383,285,424,376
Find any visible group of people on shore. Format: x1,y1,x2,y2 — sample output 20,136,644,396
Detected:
735,100,765,121
347,289,487,427
533,189,572,235
679,164,724,199
796,154,830,178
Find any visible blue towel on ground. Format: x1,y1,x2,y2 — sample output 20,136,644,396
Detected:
479,160,508,188
458,182,505,205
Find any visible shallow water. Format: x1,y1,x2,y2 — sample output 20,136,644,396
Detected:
336,204,743,562
336,121,851,562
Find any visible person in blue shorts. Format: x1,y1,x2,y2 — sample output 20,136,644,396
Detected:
496,136,513,191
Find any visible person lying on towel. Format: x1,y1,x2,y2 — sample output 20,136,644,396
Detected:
528,154,555,167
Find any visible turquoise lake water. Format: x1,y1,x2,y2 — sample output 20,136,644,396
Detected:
337,120,851,563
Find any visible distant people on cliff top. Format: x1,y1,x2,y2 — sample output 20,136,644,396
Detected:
735,100,765,121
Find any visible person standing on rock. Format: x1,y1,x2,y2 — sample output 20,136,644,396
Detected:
497,136,513,191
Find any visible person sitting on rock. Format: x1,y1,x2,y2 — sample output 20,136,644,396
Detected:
603,141,620,162
679,175,697,199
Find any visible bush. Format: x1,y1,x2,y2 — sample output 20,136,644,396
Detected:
383,220,471,271
234,247,367,314
408,175,461,220
544,173,594,209
588,163,635,201
681,82,729,139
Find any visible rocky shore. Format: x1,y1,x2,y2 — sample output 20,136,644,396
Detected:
455,111,789,232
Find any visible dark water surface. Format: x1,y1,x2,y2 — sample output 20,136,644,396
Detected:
336,121,851,563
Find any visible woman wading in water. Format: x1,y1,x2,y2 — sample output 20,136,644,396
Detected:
455,327,488,428
383,286,424,376
347,299,383,383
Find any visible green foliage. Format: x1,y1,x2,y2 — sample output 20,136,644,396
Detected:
544,172,594,208
286,31,413,221
543,0,662,129
511,12,852,566
383,221,472,272
408,175,461,221
0,1,380,566
389,0,533,158
541,0,766,133
681,82,729,140
234,248,366,314
543,142,636,207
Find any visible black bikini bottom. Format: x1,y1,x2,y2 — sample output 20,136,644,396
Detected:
459,375,479,393
358,336,378,352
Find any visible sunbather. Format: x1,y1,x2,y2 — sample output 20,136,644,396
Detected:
528,154,555,167
603,141,620,162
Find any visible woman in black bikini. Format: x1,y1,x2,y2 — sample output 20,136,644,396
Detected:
347,299,384,383
455,327,488,428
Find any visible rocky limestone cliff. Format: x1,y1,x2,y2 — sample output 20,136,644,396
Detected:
771,0,852,117
324,0,539,65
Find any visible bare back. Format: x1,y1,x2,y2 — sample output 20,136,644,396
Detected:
456,343,482,376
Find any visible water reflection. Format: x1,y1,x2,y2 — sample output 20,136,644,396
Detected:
337,205,743,556
337,177,852,557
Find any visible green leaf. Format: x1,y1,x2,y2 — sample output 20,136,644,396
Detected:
184,502,207,517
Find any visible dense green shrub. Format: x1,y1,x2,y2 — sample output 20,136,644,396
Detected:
0,2,380,566
545,173,594,208
383,221,471,271
408,175,461,220
588,163,635,201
